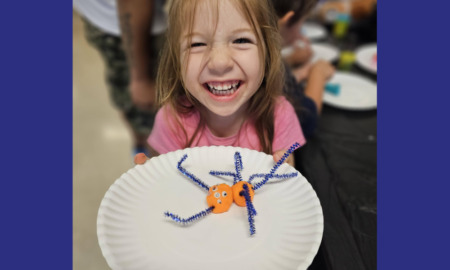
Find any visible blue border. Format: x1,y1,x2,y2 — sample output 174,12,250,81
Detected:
379,1,450,269
1,2,72,268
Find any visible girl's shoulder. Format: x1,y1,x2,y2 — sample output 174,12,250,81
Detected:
158,103,201,129
274,95,295,113
275,95,288,104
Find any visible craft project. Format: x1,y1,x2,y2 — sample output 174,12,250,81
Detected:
164,143,300,235
97,145,324,269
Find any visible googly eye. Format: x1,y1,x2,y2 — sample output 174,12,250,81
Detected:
214,192,220,198
217,199,222,204
212,186,217,191
222,191,228,197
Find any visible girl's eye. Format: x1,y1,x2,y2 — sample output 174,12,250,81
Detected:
190,42,206,48
233,38,252,44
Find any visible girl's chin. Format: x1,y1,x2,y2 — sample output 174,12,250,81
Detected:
207,109,240,118
203,102,248,119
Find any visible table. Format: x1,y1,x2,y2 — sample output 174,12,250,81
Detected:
297,105,377,270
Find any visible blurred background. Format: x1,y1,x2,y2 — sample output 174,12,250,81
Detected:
73,10,132,270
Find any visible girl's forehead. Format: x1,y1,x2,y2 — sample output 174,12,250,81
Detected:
185,0,253,35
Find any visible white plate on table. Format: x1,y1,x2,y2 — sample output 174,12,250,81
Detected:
301,22,327,40
355,44,377,74
324,72,377,110
97,146,323,270
311,43,340,63
281,42,339,64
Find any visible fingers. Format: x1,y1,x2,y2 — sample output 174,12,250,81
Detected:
134,153,150,165
131,94,155,111
273,150,294,166
292,63,312,83
278,11,295,29
129,79,156,111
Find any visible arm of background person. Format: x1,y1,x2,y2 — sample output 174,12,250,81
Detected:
117,0,156,110
303,60,335,113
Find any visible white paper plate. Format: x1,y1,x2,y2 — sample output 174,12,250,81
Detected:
281,42,339,64
97,146,323,270
311,43,340,63
301,22,327,40
355,43,377,74
324,72,377,110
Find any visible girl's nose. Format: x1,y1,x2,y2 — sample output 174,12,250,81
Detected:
207,46,233,75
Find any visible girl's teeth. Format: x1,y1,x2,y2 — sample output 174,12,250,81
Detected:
209,84,238,96
207,82,239,92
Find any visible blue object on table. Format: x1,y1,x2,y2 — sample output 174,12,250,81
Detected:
325,83,341,95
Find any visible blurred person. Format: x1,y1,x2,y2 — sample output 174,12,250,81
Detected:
270,0,335,138
73,0,168,156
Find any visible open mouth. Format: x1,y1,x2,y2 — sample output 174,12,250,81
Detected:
204,80,241,96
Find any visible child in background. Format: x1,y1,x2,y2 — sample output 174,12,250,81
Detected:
135,0,305,167
271,0,335,137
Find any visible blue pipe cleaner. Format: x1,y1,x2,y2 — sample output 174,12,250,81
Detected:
242,184,256,235
252,142,300,191
209,151,244,184
248,172,299,183
234,152,244,184
164,206,214,225
209,170,236,179
177,154,210,192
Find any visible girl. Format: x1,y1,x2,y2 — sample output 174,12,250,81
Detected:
136,0,306,166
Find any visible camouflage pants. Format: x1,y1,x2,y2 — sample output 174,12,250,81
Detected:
82,18,164,137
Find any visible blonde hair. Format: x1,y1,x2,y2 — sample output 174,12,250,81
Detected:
156,0,284,154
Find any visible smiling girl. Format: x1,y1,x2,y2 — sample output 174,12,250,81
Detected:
139,0,306,166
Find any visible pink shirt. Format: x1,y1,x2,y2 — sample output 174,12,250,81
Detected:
148,96,306,154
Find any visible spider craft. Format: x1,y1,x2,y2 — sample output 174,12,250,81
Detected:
164,142,301,235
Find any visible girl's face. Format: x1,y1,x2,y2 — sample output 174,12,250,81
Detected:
180,0,264,118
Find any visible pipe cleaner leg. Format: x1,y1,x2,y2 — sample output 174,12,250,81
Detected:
209,151,244,185
248,172,298,184
253,142,300,191
164,206,214,225
242,183,257,235
177,154,210,192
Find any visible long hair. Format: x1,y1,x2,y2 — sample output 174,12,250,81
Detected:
156,0,283,154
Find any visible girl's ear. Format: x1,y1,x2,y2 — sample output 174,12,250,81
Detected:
278,11,295,29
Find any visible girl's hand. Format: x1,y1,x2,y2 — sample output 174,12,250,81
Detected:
273,149,295,167
134,153,150,165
